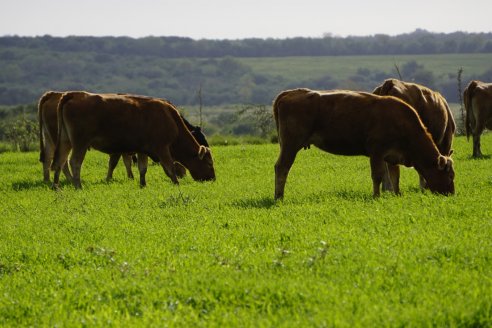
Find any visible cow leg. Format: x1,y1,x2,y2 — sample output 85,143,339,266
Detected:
51,140,72,190
370,156,386,197
381,163,393,192
174,162,187,179
137,154,148,187
62,163,73,182
472,133,483,158
69,148,88,189
106,154,121,181
382,163,400,194
274,147,299,200
472,120,485,158
158,148,178,185
419,174,427,190
42,141,54,183
122,154,134,179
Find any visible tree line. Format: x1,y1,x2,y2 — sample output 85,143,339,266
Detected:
2,29,492,58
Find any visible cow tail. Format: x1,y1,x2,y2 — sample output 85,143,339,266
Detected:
464,81,478,140
273,90,290,137
51,92,73,171
37,92,53,163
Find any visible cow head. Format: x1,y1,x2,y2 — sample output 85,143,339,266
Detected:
185,145,215,181
425,155,455,195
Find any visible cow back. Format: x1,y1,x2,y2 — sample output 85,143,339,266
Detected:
374,79,455,155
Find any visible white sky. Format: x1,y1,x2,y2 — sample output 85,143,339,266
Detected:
1,0,491,40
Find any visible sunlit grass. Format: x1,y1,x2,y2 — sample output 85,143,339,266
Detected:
0,134,491,326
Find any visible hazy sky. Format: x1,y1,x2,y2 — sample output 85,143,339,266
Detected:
1,0,491,39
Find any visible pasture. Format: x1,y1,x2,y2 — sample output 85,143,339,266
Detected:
240,53,492,82
1,134,491,326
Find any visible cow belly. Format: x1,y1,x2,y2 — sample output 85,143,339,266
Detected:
90,137,140,155
309,134,367,156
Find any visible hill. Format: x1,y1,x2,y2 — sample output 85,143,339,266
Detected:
1,32,492,106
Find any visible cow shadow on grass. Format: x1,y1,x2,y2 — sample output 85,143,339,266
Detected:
299,189,376,203
11,180,70,191
231,196,277,209
467,154,491,160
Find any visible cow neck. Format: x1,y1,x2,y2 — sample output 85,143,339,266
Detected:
409,130,440,169
173,119,201,161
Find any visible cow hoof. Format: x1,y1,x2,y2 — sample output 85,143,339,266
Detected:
274,195,284,201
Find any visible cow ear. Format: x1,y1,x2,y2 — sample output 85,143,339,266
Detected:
198,145,208,160
445,157,453,172
437,155,453,171
449,149,454,156
437,155,447,170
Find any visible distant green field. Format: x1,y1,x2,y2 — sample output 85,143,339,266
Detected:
1,135,491,326
240,53,492,82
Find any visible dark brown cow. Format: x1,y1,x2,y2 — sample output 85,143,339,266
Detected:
39,91,137,183
51,92,215,189
464,80,492,157
373,79,455,192
273,88,455,199
39,91,209,185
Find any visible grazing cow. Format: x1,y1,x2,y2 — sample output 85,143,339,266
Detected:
373,79,455,192
39,91,137,183
464,80,492,157
273,88,455,199
106,114,210,181
51,92,215,189
39,91,209,185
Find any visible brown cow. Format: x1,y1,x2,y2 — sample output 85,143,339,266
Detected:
464,80,492,157
273,88,455,199
51,92,215,189
39,91,136,183
39,91,206,185
373,79,455,192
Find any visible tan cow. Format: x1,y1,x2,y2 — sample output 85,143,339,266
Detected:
39,91,137,183
51,92,215,189
273,88,455,199
373,79,455,192
464,80,492,157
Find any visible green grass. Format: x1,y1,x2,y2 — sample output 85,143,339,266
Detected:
1,134,491,326
240,53,492,81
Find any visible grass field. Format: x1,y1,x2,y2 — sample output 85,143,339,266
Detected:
1,134,491,326
240,53,492,81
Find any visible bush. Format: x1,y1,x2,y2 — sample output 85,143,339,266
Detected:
4,117,38,152
208,134,271,146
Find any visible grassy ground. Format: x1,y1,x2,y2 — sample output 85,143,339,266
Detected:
0,134,491,326
240,53,492,81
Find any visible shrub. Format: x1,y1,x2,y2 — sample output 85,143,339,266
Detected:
4,117,38,152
